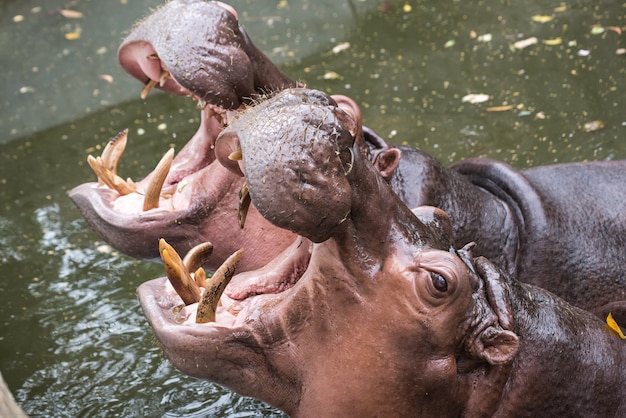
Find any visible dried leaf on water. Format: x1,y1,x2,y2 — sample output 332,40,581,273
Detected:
486,105,514,112
461,93,490,104
532,15,554,23
513,37,538,50
65,32,81,40
332,42,350,54
542,37,562,46
582,120,604,133
60,9,84,19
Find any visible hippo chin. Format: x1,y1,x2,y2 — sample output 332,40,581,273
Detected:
138,90,626,416
69,0,297,269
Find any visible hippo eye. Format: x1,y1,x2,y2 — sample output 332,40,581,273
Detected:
430,272,448,293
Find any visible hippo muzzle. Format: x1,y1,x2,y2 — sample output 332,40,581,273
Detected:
69,0,297,270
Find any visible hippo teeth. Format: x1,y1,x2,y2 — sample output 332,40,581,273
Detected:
99,129,128,182
158,238,243,323
86,129,137,194
142,148,174,211
86,155,137,196
86,130,179,210
196,249,243,323
239,182,251,229
140,70,171,100
160,238,201,305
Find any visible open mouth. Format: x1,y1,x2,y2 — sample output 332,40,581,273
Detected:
152,235,313,328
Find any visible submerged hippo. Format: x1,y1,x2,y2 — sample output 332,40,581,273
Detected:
138,90,626,416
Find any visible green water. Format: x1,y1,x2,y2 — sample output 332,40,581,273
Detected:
0,0,624,416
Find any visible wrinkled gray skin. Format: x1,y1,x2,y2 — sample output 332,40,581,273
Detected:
70,1,626,322
138,90,626,416
69,0,385,272
380,144,626,322
69,1,298,271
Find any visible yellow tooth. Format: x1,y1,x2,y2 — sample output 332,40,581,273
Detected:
182,241,214,273
100,129,128,177
147,53,159,60
141,78,159,100
87,155,136,195
196,249,243,323
228,150,243,161
159,239,201,305
238,182,251,229
194,267,207,288
143,148,174,211
159,70,169,87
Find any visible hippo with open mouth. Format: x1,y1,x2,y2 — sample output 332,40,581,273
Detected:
69,0,388,271
138,89,626,417
70,1,626,321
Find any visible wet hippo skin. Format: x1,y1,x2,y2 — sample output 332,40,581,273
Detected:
138,89,626,417
383,144,626,321
69,1,626,322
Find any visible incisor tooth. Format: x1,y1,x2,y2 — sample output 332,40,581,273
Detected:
182,242,214,273
87,155,136,195
238,182,251,229
196,249,243,323
143,148,174,211
194,267,207,289
159,70,169,87
159,239,201,305
228,150,243,161
141,78,158,100
100,129,128,177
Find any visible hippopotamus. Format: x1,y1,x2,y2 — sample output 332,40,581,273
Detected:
69,1,626,321
137,90,626,416
69,0,394,272
69,0,299,271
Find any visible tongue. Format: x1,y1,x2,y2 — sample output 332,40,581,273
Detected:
226,237,312,300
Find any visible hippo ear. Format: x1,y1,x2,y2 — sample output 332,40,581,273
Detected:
477,327,519,365
374,148,402,180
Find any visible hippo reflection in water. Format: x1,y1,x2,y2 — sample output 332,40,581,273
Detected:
69,1,626,322
138,89,626,417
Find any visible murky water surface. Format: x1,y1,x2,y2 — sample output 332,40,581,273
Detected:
0,0,624,416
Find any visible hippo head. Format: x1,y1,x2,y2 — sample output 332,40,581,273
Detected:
137,89,520,416
69,0,298,270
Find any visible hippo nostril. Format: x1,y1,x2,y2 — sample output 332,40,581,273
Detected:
215,132,245,177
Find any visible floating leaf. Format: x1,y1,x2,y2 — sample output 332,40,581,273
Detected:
542,37,562,46
607,313,626,339
461,93,490,104
532,15,554,23
331,42,350,54
486,105,514,112
65,32,81,40
582,120,604,133
98,74,114,83
60,9,84,19
513,37,538,50
477,33,492,42
323,71,342,80
444,39,456,48
591,26,605,35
